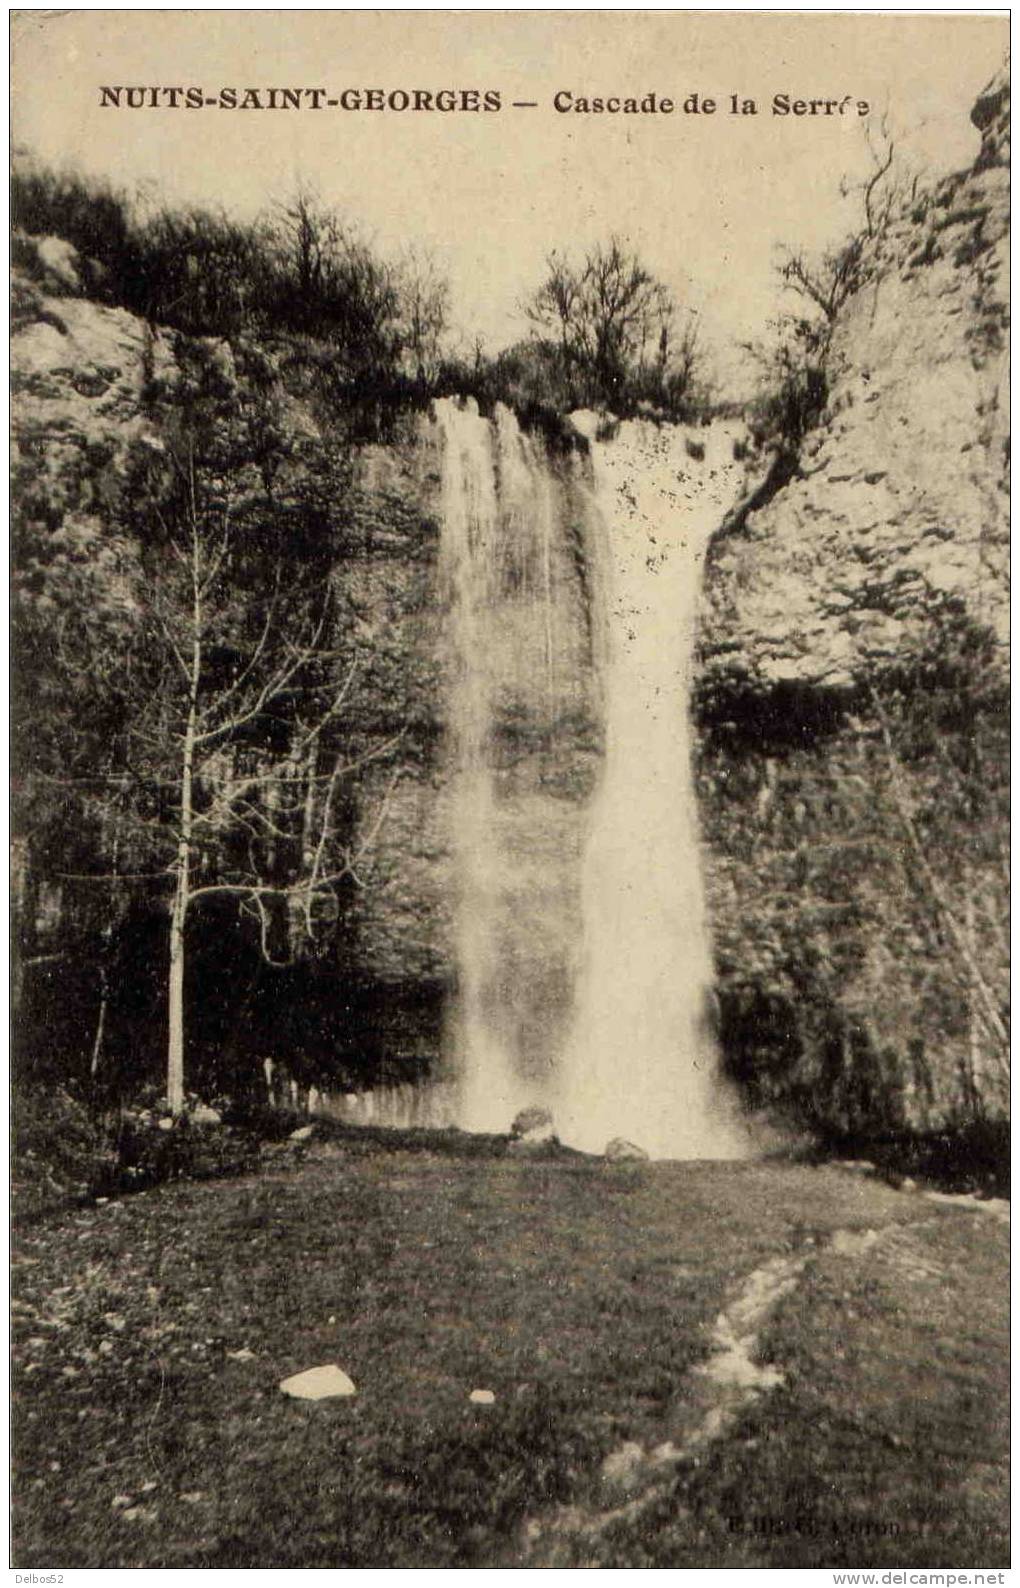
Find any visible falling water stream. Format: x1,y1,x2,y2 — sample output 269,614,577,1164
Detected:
311,402,747,1153
435,398,528,1130
554,414,747,1159
432,399,748,1159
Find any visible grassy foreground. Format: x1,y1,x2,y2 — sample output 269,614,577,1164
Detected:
11,1131,1009,1568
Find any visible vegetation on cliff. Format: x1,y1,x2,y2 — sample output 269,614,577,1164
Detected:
12,323,419,1117
12,157,711,426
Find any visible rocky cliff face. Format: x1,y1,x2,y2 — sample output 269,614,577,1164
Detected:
702,72,1008,698
695,73,1009,1134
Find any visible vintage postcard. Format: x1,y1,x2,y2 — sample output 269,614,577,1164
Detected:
11,10,1009,1574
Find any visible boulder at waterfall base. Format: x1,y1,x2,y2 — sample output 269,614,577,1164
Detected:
604,1138,650,1163
509,1107,557,1145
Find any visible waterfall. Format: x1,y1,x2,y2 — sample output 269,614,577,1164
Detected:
555,415,747,1159
434,398,522,1129
433,398,747,1159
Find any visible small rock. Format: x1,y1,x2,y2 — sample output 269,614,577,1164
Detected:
98,1339,114,1356
289,1125,316,1143
157,1117,174,1133
831,1228,880,1256
191,1104,222,1126
279,1364,356,1400
601,1442,646,1486
604,1138,650,1162
140,1480,158,1494
227,1348,257,1362
103,1312,126,1331
180,1491,205,1505
468,1388,496,1405
111,1494,133,1510
509,1107,556,1144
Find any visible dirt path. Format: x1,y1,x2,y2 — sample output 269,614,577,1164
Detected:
520,1185,1009,1565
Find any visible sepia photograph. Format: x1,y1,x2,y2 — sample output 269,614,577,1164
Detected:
10,8,1010,1572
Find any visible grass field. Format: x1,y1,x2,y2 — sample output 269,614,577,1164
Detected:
11,1129,1010,1568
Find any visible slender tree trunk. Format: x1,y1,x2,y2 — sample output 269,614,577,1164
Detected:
167,726,196,1112
167,871,187,1114
167,496,202,1115
90,969,109,1083
90,821,120,1088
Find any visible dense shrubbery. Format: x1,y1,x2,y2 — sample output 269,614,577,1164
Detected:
95,1110,263,1198
11,163,442,389
11,1081,283,1219
11,1086,111,1218
12,161,715,425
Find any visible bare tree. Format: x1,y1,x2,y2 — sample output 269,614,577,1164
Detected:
397,245,451,384
274,184,340,302
748,123,919,459
136,435,400,1112
25,344,402,1111
777,237,867,333
524,237,696,410
845,113,910,242
268,184,402,363
777,119,912,344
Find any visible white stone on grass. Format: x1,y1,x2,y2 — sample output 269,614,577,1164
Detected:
279,1364,356,1400
601,1442,645,1485
468,1388,496,1405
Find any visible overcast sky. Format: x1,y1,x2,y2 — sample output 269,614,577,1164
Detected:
12,10,1008,389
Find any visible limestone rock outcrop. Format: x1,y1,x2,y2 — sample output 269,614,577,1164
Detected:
702,71,1009,699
